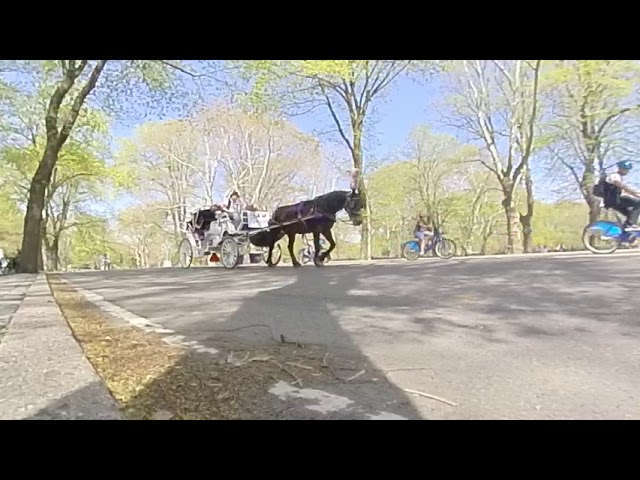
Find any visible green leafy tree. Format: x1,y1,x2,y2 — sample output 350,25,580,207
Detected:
229,60,438,259
368,161,415,256
540,60,640,223
0,189,23,252
0,60,200,272
443,60,543,253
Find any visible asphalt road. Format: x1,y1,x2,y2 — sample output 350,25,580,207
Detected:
61,253,640,419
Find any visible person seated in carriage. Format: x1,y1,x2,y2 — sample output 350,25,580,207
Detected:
187,205,222,239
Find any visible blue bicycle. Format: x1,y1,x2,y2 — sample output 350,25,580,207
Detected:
582,215,640,254
584,161,640,254
401,228,457,260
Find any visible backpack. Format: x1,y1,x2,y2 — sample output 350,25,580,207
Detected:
593,173,620,208
592,174,607,198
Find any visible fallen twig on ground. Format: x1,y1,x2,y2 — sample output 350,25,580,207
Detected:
285,362,314,371
280,334,303,348
232,354,274,367
248,355,274,363
346,370,366,382
404,388,458,407
321,353,341,381
385,367,431,373
270,360,302,387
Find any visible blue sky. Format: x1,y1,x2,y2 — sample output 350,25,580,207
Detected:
109,73,562,207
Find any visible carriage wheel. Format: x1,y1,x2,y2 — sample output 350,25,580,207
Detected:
179,239,193,268
263,243,282,266
220,237,241,269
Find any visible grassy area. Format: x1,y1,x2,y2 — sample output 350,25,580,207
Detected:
47,275,348,419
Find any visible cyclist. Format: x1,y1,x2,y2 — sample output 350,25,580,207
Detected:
604,161,640,230
414,215,434,255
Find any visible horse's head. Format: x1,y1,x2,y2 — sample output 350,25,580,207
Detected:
344,169,364,226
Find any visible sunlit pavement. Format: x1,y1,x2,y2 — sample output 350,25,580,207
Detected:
61,254,640,419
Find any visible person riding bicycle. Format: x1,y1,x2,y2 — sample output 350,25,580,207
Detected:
604,161,640,230
302,234,327,251
414,215,434,254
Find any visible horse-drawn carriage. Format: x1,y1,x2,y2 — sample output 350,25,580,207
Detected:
178,207,283,269
178,170,364,270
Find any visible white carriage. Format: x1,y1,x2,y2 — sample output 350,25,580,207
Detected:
178,208,282,269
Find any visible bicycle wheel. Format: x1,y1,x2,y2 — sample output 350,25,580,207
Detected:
402,241,420,261
434,238,456,259
582,222,621,254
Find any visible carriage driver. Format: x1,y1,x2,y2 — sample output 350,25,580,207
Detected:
223,190,245,230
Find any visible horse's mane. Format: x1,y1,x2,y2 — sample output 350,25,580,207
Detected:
314,190,349,214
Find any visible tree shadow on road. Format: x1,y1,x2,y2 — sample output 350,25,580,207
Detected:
62,255,640,344
119,265,426,419
57,267,426,420
55,255,640,419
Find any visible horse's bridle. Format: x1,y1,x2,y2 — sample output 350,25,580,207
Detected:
317,192,363,225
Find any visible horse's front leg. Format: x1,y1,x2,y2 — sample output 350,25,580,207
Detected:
312,231,325,267
288,231,302,267
319,228,336,262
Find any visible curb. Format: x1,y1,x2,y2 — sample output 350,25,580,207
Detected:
0,274,122,420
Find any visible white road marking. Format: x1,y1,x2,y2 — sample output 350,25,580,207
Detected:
60,280,219,355
269,381,354,413
367,412,408,420
269,381,408,419
61,279,409,420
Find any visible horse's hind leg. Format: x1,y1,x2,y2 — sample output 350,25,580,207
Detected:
313,231,325,267
288,231,302,267
267,243,275,267
262,231,276,267
266,241,276,267
319,228,336,262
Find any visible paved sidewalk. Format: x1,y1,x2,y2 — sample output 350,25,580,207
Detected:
0,274,34,338
0,274,122,420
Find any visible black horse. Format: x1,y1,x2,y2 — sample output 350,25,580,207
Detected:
250,177,364,267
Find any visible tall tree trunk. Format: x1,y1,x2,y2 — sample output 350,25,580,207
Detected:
46,240,60,272
40,221,48,271
587,195,601,223
520,214,533,254
20,145,59,272
17,60,107,274
581,163,602,224
502,201,520,254
351,125,372,260
365,197,372,259
501,181,520,253
520,167,535,253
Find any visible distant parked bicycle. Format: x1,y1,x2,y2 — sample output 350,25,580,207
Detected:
298,235,330,265
401,228,457,260
1,252,19,274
